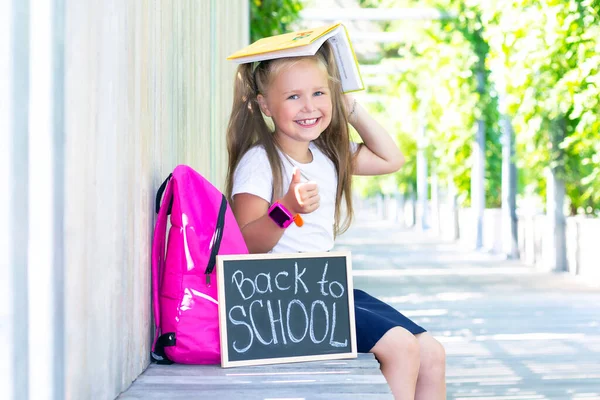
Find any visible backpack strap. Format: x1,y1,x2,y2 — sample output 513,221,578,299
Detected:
155,173,173,215
151,173,175,364
204,194,227,285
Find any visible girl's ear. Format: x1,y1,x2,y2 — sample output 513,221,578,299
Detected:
256,94,272,117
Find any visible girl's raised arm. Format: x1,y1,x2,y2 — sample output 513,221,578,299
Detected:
346,95,405,176
232,167,319,254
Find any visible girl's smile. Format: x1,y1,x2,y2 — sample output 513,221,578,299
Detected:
295,117,320,127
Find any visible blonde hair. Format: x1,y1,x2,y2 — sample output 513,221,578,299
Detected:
225,42,354,236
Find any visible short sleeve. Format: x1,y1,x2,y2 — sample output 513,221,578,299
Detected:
232,146,273,204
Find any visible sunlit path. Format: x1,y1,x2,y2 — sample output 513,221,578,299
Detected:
337,209,600,400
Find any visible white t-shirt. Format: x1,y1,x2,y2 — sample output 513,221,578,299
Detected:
232,142,341,253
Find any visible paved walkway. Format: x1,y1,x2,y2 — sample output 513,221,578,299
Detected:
120,210,600,399
339,210,600,399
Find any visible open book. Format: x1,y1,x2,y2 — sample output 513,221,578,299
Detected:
227,23,364,93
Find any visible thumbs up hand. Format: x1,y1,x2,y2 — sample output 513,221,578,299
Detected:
281,167,320,215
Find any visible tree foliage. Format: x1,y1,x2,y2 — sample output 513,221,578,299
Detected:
250,0,304,42
355,0,600,215
483,0,600,215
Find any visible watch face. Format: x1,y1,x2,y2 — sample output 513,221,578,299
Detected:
269,206,291,227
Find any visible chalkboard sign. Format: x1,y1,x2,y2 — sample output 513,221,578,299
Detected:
216,251,357,368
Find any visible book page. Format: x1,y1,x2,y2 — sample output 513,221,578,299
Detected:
327,30,363,93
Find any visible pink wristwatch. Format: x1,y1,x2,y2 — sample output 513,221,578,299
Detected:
268,201,303,228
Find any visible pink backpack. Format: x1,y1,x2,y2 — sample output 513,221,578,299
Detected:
151,165,248,364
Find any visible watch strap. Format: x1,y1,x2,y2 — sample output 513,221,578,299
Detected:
268,201,303,228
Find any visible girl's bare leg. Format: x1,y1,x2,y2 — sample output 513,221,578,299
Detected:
370,327,420,400
414,332,446,400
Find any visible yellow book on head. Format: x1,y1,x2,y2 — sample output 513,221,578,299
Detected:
227,23,364,93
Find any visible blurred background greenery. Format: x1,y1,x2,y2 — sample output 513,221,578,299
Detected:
251,0,600,217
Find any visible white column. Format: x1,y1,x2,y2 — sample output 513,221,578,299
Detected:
416,104,429,231
545,168,567,272
471,71,486,249
431,170,440,234
447,177,459,241
27,0,65,399
1,1,30,399
500,107,519,259
471,122,485,249
416,143,429,230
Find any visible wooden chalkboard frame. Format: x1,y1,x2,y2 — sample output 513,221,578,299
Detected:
216,251,357,368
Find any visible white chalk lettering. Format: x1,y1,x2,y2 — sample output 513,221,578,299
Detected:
317,261,345,298
329,302,348,347
266,299,287,345
309,300,329,344
286,299,309,343
329,281,344,299
249,300,273,345
294,262,308,294
317,262,329,296
228,305,253,353
231,270,255,300
255,272,272,294
275,271,290,291
227,257,352,353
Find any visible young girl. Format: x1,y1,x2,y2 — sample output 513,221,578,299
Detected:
225,42,446,399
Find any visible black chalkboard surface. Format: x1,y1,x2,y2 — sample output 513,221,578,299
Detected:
216,251,357,368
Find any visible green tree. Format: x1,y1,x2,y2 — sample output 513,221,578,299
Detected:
250,0,304,42
356,0,600,215
360,0,501,207
485,0,600,215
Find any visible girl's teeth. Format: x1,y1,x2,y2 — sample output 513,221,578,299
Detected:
298,118,317,125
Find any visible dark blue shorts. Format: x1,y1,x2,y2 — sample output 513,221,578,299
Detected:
354,289,427,353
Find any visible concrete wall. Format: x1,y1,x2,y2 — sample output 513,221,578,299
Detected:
3,1,249,399
519,215,600,280
375,196,599,282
